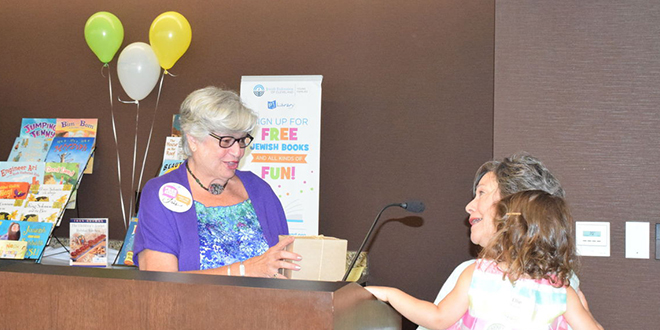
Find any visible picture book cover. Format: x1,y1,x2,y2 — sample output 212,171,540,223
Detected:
163,136,184,160
171,114,181,137
55,118,98,174
19,202,61,224
19,118,57,139
158,159,184,176
0,207,21,221
0,182,30,200
55,118,98,138
0,162,45,186
45,137,95,178
70,218,108,267
31,184,73,204
7,137,52,162
0,240,27,259
115,217,138,266
0,220,54,260
27,183,73,225
44,162,80,186
0,199,23,209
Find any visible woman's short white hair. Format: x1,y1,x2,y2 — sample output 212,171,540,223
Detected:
179,86,257,157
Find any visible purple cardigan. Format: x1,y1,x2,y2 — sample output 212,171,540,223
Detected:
133,163,289,271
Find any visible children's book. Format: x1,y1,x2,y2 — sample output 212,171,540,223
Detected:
0,162,45,186
0,220,53,260
0,240,28,259
0,208,21,221
45,137,95,178
55,118,99,174
29,184,73,225
44,162,80,186
163,136,184,160
158,159,185,176
0,199,23,209
19,202,61,224
115,217,138,266
19,118,57,139
171,114,181,137
0,182,30,200
70,218,108,267
7,137,52,162
54,118,98,138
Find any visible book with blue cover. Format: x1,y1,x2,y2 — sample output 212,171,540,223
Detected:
158,159,184,176
0,220,53,260
115,217,138,266
55,118,98,174
45,137,95,178
7,137,52,162
19,118,57,139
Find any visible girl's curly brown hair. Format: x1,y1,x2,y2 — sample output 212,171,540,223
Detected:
479,190,578,287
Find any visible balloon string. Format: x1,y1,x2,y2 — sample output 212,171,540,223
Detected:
106,65,128,229
136,72,166,197
118,97,139,105
128,101,140,219
164,70,178,77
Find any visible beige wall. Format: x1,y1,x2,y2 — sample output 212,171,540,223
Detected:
495,1,660,328
0,1,494,329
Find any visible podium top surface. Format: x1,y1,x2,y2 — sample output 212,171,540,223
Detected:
0,260,353,292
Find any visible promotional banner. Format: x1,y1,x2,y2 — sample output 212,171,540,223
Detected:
240,76,322,236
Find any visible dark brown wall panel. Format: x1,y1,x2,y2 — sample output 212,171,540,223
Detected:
495,1,660,328
0,1,493,328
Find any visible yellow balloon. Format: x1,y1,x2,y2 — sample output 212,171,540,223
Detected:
149,11,192,70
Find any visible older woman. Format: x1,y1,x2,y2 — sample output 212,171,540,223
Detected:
134,86,300,278
418,152,589,330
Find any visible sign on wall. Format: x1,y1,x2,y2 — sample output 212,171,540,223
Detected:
240,75,323,236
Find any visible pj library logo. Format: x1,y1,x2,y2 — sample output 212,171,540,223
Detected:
253,85,265,97
267,100,295,110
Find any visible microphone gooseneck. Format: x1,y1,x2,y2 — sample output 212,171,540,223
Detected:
342,200,425,281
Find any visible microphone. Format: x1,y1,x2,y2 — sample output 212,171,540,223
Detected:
342,200,426,281
401,200,426,213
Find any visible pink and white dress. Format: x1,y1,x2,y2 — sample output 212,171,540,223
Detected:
447,259,569,330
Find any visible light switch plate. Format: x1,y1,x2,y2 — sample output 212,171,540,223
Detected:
626,221,649,259
575,221,610,257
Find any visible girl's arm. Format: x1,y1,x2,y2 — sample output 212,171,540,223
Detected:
564,286,604,330
366,263,474,330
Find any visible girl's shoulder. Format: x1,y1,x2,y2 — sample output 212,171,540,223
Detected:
474,258,503,274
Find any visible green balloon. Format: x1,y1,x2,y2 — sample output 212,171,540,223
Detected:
84,12,124,64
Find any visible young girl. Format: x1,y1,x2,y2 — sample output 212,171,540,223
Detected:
366,190,603,330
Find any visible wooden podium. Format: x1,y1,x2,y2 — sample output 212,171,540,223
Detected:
0,261,400,329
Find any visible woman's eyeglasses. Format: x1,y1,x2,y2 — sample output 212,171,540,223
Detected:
209,133,254,148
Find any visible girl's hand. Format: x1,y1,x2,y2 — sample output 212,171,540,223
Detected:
365,286,391,302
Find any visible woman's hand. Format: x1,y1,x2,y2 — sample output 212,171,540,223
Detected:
243,236,301,278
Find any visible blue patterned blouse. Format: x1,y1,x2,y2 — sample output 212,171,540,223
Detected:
195,199,269,270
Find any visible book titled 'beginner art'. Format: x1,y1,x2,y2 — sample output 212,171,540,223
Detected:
70,218,108,267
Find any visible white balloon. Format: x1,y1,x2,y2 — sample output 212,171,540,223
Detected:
117,42,161,101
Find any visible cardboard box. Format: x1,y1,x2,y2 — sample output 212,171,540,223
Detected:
280,235,347,281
